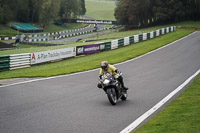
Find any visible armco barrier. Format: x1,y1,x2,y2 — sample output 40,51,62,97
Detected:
124,37,130,46
0,56,10,72
139,34,143,42
153,31,156,38
9,53,31,70
0,26,176,72
118,39,124,48
134,35,139,43
143,33,147,40
147,33,150,39
104,42,111,51
111,40,118,49
129,36,134,44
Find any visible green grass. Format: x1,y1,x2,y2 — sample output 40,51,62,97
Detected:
0,28,193,79
133,74,200,133
175,21,200,28
43,23,87,33
0,24,21,37
85,0,116,20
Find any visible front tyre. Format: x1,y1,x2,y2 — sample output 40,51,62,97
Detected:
107,88,117,105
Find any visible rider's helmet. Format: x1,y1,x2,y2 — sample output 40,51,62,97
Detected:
101,61,108,71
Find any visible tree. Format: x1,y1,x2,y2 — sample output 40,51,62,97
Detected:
80,0,86,15
114,0,200,29
0,0,16,24
16,0,30,23
29,0,43,23
115,0,153,29
59,0,81,19
40,0,61,28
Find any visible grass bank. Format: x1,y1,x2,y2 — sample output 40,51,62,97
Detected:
85,0,116,20
0,28,193,79
133,74,200,133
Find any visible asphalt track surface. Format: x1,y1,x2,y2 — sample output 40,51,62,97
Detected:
0,31,200,133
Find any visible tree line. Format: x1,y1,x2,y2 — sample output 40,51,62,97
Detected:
0,0,86,28
114,0,200,29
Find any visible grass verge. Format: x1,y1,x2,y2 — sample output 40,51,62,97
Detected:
0,28,193,79
133,74,200,133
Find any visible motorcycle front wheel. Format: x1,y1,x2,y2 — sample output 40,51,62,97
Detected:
107,88,117,105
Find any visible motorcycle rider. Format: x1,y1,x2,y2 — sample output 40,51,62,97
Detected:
97,61,128,90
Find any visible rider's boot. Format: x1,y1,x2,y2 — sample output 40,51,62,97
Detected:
118,76,129,90
122,85,129,90
121,81,128,90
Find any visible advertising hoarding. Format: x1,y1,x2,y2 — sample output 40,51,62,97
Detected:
83,44,100,54
31,47,76,64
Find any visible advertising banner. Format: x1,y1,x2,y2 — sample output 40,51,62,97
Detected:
83,44,100,54
111,40,118,49
134,35,139,43
166,27,169,33
104,42,111,50
100,43,106,51
171,26,174,32
143,33,147,40
162,28,165,34
76,46,84,55
60,19,117,25
31,47,76,64
124,37,130,46
156,30,160,36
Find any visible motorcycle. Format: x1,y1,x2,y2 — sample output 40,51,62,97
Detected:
99,72,128,105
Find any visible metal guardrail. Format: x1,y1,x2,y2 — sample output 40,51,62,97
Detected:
9,53,31,70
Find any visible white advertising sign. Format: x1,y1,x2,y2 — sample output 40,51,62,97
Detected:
143,33,147,40
171,26,174,32
150,32,154,39
134,35,139,43
156,30,160,36
124,37,130,46
166,27,169,33
162,28,165,34
111,40,118,49
31,47,76,64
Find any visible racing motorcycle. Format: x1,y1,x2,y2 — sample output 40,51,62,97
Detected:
99,72,128,105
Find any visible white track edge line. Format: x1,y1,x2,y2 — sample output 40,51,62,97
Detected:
120,69,200,133
0,31,197,88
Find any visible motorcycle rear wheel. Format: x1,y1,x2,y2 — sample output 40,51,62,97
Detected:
107,88,117,105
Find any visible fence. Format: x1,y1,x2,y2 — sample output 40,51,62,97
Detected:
0,26,176,72
0,56,10,72
9,53,31,70
0,54,31,71
0,24,111,43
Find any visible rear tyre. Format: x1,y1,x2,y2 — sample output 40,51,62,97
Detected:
107,88,117,105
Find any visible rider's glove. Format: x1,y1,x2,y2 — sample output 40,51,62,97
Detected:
115,73,120,79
